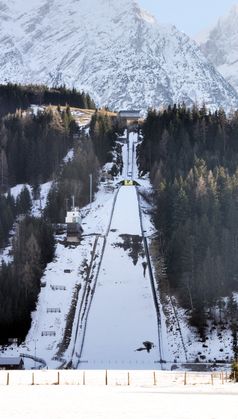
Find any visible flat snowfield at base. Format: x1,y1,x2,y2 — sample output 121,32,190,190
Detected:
0,385,237,419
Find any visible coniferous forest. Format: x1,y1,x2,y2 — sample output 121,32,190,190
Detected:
90,110,118,164
0,106,77,247
138,105,238,332
44,111,118,223
0,84,100,342
44,137,100,223
3,107,76,187
0,217,55,343
0,83,95,118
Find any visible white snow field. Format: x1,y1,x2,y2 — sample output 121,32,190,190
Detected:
0,384,238,419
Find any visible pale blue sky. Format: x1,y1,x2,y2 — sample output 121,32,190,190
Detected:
138,0,237,36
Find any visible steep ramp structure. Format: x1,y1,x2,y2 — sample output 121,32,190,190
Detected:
77,186,161,370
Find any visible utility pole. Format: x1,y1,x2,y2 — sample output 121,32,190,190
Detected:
89,174,93,209
34,339,37,369
1,148,4,189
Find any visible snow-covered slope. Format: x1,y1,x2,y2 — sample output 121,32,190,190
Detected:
0,0,237,110
198,5,238,94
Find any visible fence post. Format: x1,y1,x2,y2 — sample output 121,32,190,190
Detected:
211,373,214,385
32,372,34,386
127,372,130,386
83,371,85,386
153,371,156,386
57,371,60,385
221,371,224,385
105,370,108,386
184,372,187,386
6,372,9,386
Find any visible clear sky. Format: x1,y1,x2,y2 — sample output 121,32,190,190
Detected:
138,0,237,36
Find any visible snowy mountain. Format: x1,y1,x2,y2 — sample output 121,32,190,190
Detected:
0,0,238,110
198,5,238,95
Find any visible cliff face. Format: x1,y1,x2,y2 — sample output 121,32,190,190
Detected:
198,5,238,96
0,0,237,110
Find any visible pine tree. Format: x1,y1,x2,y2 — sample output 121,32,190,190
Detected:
16,186,32,215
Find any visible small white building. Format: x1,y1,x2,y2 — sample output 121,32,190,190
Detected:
65,207,83,240
65,207,82,225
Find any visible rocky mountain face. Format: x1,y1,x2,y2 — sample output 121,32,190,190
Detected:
198,5,238,95
0,0,238,110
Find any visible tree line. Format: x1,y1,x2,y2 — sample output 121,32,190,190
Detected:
90,110,119,164
0,98,118,343
0,187,32,248
0,105,76,248
44,111,119,222
0,83,95,117
0,217,55,343
0,105,118,246
138,105,238,332
44,136,100,223
0,106,77,188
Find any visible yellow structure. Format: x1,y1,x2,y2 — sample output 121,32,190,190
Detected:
124,180,134,186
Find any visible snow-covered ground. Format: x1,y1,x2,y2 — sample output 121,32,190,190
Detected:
0,130,237,369
5,180,53,218
0,384,237,419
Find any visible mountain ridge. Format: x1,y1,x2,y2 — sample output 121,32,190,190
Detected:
0,0,238,110
198,4,238,94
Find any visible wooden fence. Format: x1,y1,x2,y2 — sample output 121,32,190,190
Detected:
0,370,236,386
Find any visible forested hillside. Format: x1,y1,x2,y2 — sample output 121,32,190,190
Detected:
0,105,77,249
0,89,117,343
1,106,77,187
0,187,32,248
44,111,119,223
138,106,238,332
0,103,72,342
0,83,95,118
44,137,100,223
0,217,55,343
90,110,119,164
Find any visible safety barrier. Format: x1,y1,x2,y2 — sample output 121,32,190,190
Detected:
136,188,165,364
50,285,66,291
72,188,120,368
47,308,61,313
41,331,56,337
0,370,234,386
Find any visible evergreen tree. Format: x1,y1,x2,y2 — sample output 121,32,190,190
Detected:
138,105,238,331
16,186,32,215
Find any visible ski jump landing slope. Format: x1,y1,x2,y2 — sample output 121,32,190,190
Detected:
78,186,160,370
